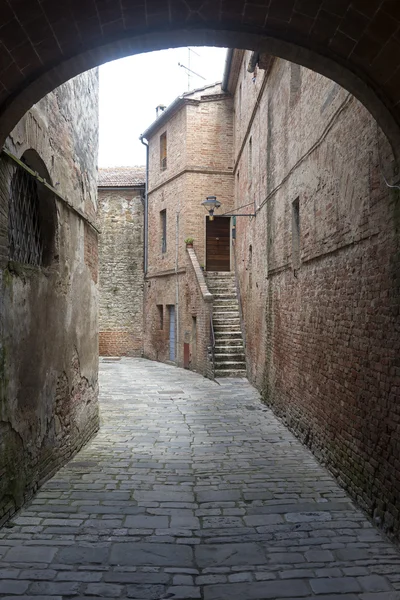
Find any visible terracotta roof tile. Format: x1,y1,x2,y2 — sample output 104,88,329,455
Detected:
98,166,145,187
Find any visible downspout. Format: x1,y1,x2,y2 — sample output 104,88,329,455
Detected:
175,210,180,364
139,134,149,274
222,49,234,92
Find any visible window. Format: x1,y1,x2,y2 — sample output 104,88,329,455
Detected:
191,316,197,357
290,63,302,108
8,151,56,267
292,197,300,269
160,209,167,253
248,244,253,290
157,305,164,330
160,132,167,171
248,137,252,180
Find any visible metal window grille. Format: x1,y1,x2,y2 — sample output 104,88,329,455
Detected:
8,165,43,266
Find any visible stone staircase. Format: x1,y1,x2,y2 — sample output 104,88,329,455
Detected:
206,272,247,378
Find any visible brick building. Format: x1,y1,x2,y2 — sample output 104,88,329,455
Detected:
141,51,400,539
98,167,145,357
141,84,235,374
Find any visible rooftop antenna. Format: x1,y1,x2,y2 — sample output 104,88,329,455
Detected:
178,47,205,91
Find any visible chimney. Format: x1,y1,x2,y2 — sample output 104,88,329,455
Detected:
156,104,166,118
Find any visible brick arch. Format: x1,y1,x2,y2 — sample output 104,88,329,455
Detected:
1,1,400,154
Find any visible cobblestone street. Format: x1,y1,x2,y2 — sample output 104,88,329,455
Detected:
1,357,400,599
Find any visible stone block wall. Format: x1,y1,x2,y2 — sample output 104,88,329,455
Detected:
98,187,144,356
233,52,400,539
0,70,99,524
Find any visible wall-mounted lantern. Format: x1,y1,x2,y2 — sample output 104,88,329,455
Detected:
201,195,256,220
201,196,221,221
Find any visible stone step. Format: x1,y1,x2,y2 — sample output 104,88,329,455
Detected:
214,359,247,368
213,299,239,306
215,353,246,362
214,324,242,332
208,279,235,284
208,285,236,290
210,291,237,298
215,344,245,353
214,331,243,339
212,294,237,301
207,278,235,285
214,328,242,336
215,369,247,378
214,323,241,330
208,284,236,288
213,310,240,321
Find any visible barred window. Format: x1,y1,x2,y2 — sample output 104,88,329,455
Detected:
7,150,56,267
9,167,43,266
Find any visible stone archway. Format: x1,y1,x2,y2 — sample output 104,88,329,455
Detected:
0,2,400,153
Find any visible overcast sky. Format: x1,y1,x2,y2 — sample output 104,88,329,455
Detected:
98,47,228,168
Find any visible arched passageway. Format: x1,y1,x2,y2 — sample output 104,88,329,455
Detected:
1,1,400,152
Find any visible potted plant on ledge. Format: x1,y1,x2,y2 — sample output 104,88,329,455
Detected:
184,237,194,248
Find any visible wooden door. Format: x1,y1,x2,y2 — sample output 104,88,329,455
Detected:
206,217,231,271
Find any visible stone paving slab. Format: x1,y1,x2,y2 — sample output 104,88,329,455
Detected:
0,357,400,598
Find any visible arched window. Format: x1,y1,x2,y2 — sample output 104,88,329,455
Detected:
8,150,56,267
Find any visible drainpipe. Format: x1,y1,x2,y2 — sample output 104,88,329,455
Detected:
247,51,260,73
139,134,149,274
175,210,180,364
222,49,234,92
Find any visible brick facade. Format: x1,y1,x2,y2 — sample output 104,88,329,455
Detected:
98,176,145,357
142,85,234,374
141,50,400,540
231,51,400,540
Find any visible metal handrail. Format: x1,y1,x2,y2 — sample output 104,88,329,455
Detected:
209,311,216,378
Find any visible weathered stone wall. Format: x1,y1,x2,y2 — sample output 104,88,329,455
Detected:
144,86,234,371
0,69,99,524
234,52,400,539
98,187,144,356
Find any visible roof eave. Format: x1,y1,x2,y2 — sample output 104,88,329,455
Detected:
98,183,145,189
140,96,186,141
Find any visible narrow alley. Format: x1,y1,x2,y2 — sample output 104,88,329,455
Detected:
0,358,399,599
